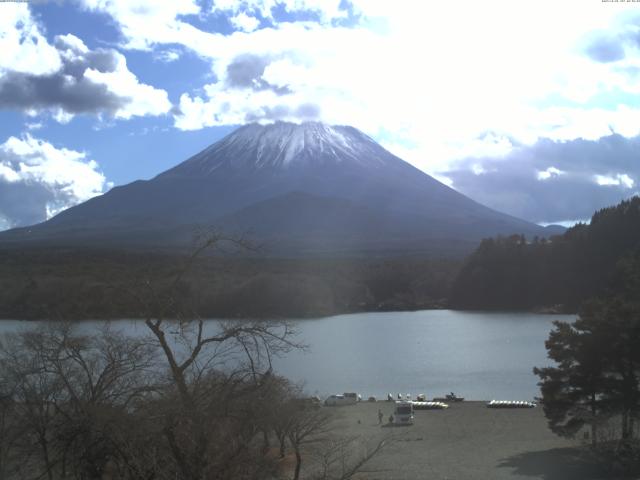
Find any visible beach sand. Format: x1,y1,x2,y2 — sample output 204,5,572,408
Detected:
323,401,617,480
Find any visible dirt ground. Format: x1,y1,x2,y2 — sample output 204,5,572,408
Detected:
323,401,623,480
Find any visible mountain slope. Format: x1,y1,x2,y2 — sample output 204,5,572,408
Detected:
0,122,553,255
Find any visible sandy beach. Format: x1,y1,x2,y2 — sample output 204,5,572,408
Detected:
323,401,619,480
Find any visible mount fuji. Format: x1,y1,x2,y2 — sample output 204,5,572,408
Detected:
0,122,557,255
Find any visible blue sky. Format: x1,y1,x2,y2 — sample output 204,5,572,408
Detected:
1,0,640,230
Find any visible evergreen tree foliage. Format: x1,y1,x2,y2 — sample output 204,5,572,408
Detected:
452,196,640,310
535,296,640,446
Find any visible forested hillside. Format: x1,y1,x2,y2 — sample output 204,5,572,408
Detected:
451,197,640,311
0,249,459,319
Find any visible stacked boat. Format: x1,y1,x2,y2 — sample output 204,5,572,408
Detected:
412,401,449,410
487,400,536,409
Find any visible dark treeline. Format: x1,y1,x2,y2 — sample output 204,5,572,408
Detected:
451,196,640,311
0,249,460,320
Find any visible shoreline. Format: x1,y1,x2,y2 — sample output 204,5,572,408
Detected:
1,312,565,408
325,401,600,480
0,306,576,322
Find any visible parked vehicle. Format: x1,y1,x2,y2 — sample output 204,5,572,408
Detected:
393,400,414,425
368,396,377,402
325,395,348,406
446,392,464,402
325,393,360,406
343,392,361,403
416,393,426,402
387,393,394,401
433,392,465,402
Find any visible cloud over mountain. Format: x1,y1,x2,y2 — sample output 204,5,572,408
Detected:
5,1,640,226
445,134,640,224
83,1,640,177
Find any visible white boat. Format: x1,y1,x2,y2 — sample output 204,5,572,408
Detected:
487,400,536,409
412,401,449,410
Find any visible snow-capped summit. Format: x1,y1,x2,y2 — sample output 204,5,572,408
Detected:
0,121,553,255
163,122,392,176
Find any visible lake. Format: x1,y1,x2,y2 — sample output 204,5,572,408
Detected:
0,310,573,401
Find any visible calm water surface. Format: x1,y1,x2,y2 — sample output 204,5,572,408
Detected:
0,310,573,401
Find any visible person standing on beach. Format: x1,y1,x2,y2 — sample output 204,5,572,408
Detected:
378,409,384,424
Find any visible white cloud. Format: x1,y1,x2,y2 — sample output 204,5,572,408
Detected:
537,167,564,181
82,48,172,119
155,49,181,62
80,0,201,50
0,4,61,76
52,109,74,124
25,122,44,131
174,82,320,129
0,13,171,122
472,164,486,176
210,0,346,23
0,135,108,229
594,173,635,188
528,105,640,142
78,0,640,176
230,12,260,33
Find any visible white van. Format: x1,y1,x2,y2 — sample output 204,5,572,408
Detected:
324,394,353,406
324,392,360,406
325,395,346,406
393,400,414,425
343,392,361,404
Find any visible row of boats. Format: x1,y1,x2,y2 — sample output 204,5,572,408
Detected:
409,399,536,411
412,401,449,410
486,400,536,408
386,392,465,403
325,393,536,409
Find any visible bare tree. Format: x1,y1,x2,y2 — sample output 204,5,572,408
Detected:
0,328,67,480
0,371,22,480
311,436,390,480
283,401,393,480
0,323,159,480
287,406,333,480
125,232,303,480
